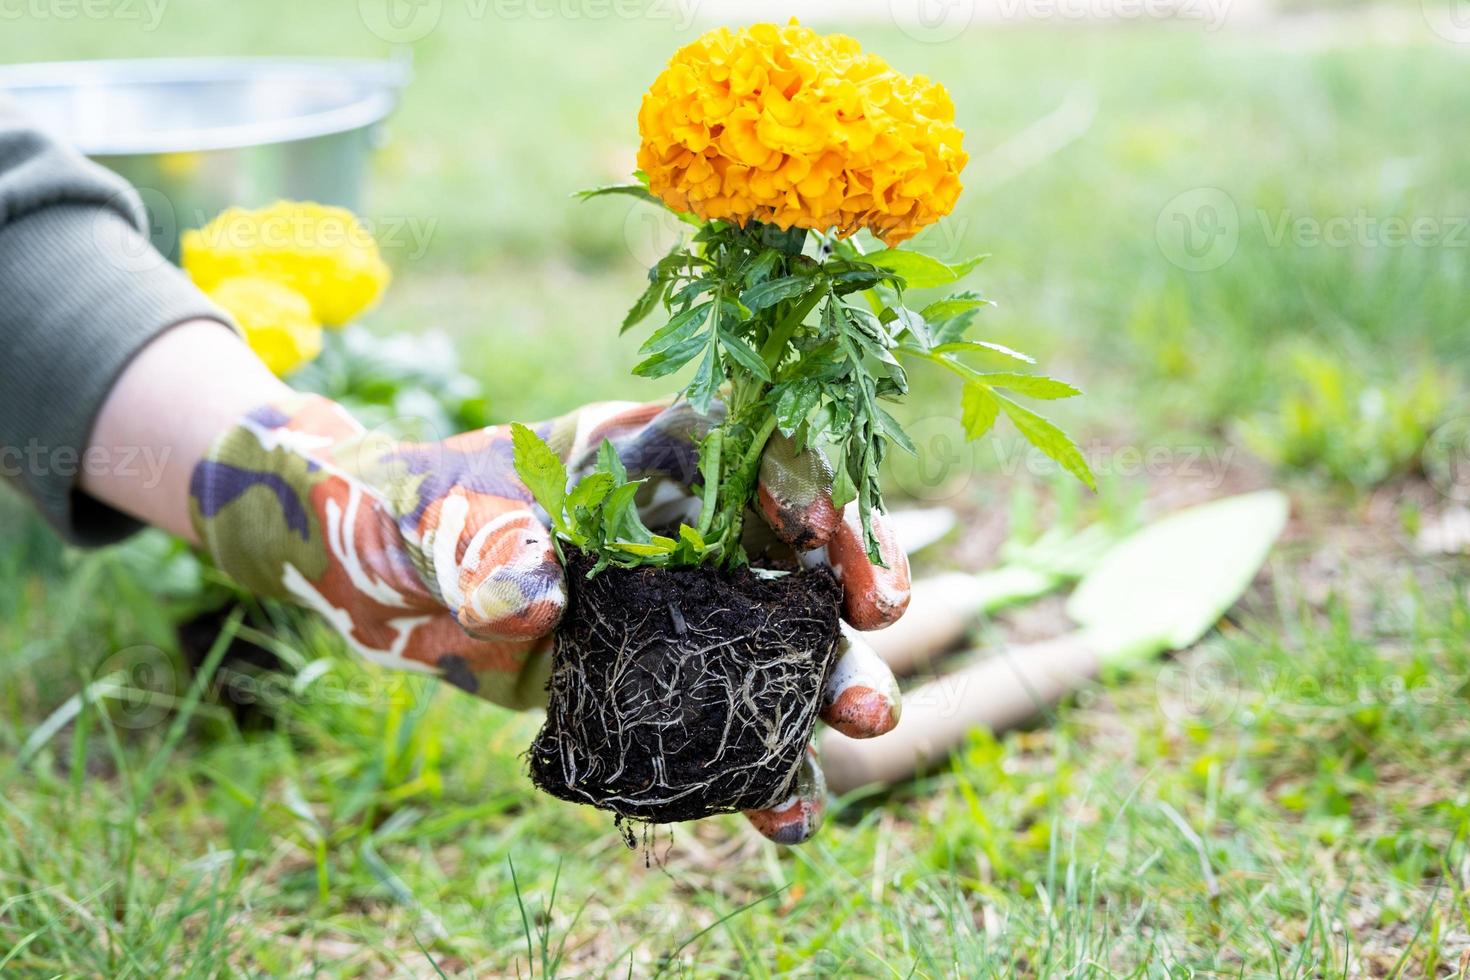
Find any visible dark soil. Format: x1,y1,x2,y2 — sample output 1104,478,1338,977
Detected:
528,549,843,823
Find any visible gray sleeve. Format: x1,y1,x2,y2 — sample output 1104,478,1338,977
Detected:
0,100,236,546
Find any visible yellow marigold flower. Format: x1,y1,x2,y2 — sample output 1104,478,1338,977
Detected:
182,201,391,327
207,276,324,377
637,21,967,246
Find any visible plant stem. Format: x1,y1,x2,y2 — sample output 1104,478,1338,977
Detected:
759,288,825,370
712,412,779,565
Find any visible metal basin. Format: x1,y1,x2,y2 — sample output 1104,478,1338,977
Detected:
0,57,408,258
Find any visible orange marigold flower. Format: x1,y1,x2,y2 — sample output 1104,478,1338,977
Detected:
637,21,967,246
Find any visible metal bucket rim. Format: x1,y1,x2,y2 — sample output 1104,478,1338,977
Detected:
0,56,410,156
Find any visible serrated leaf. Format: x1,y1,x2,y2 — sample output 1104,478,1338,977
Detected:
968,373,1081,399
995,394,1096,490
774,381,821,433
961,384,1000,439
863,249,987,289
670,277,717,309
741,275,815,313
874,406,918,456
633,332,708,378
639,301,712,355
566,472,614,514
686,345,721,415
574,182,660,203
718,328,772,382
510,423,568,528
887,306,933,350
930,341,1036,365
830,446,857,509
741,249,780,287
621,276,667,335
920,294,989,323
829,266,895,294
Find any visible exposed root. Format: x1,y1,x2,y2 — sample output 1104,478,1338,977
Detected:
529,550,842,823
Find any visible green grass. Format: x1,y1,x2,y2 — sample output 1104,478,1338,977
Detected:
2,2,1469,975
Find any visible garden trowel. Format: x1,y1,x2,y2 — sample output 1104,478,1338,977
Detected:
870,519,1122,674
822,490,1289,793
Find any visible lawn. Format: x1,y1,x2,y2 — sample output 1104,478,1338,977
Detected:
1,2,1468,975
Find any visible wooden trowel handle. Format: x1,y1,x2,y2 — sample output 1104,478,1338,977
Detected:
820,635,1102,794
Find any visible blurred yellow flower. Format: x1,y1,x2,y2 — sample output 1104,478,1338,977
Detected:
206,276,323,377
637,21,967,245
182,201,391,327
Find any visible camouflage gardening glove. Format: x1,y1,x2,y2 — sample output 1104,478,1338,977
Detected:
189,395,910,843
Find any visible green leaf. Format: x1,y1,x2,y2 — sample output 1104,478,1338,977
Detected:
510,423,568,528
760,224,808,255
633,332,708,378
995,394,1097,490
829,266,895,294
621,274,667,335
718,329,773,382
608,539,677,557
597,439,628,484
741,275,815,313
574,182,700,226
774,381,821,433
670,277,715,309
830,446,857,509
671,525,708,564
686,345,722,415
874,406,918,456
601,482,648,543
741,249,780,287
863,250,987,289
639,301,712,355
931,340,1035,364
886,306,933,350
967,373,1081,399
574,183,662,205
960,384,1000,439
920,294,990,322
566,472,615,515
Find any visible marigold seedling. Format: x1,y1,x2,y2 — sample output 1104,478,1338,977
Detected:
519,21,1092,827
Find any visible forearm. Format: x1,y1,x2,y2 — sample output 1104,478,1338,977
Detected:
79,321,292,543
0,101,238,544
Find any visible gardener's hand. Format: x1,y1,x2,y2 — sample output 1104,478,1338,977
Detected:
190,395,908,841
